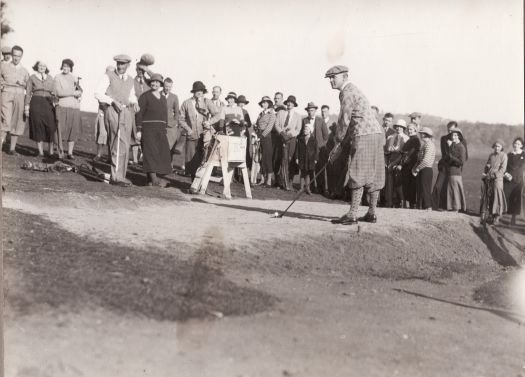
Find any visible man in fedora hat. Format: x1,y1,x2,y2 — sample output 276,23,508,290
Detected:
303,102,329,193
274,95,302,190
94,54,139,186
325,65,385,225
179,81,221,179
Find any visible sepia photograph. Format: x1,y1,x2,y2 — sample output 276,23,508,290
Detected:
1,0,524,376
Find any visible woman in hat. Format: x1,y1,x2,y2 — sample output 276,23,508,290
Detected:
255,96,276,186
223,91,245,135
394,123,421,209
23,60,57,157
384,119,409,207
503,137,524,225
412,127,436,210
480,140,508,224
136,73,172,187
446,129,467,212
54,58,82,159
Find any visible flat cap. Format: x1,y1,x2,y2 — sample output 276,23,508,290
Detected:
113,54,132,63
1,46,12,54
324,65,349,77
409,112,422,118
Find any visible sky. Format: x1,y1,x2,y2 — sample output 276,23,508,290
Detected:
2,0,524,125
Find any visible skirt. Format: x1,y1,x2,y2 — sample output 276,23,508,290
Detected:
260,133,273,174
504,180,523,215
489,178,507,216
447,175,467,211
141,122,172,175
345,133,385,192
56,106,81,142
29,96,56,142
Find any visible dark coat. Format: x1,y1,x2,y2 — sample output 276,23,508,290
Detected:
296,135,319,171
302,116,329,149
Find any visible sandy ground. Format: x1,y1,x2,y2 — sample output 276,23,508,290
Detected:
2,139,525,377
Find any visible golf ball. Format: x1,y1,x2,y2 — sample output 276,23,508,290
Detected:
274,212,279,216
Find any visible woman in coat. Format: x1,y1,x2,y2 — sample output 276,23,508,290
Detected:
504,137,524,225
394,123,420,208
255,96,276,187
23,61,57,157
136,73,172,187
481,140,508,224
446,129,467,212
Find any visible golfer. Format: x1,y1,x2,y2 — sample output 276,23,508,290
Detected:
326,65,385,225
94,54,139,187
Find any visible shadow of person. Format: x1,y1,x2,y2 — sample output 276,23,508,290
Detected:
470,223,519,267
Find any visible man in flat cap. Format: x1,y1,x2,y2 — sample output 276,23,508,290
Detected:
1,46,12,63
274,95,302,190
325,65,385,225
1,45,29,155
94,54,139,186
409,112,422,130
179,81,221,180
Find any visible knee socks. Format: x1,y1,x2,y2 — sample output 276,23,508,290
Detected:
368,190,379,216
347,187,364,218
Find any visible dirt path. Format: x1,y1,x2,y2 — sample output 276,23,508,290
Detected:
3,187,525,377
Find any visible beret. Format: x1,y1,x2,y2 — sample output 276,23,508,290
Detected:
1,46,12,54
324,65,349,77
113,54,132,63
409,112,422,118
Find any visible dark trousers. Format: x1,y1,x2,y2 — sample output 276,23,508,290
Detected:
432,169,448,210
280,137,297,190
271,132,282,182
402,169,418,207
417,167,433,209
185,137,203,179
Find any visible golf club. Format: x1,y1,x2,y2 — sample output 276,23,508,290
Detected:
271,143,341,219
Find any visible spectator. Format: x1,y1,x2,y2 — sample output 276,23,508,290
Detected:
295,122,318,195
161,77,180,169
409,112,422,130
274,95,302,191
94,54,139,187
504,137,524,225
1,45,29,155
481,140,508,224
136,73,172,187
272,92,286,186
381,112,395,139
446,129,467,212
1,45,11,63
54,58,82,159
412,127,436,210
178,81,221,179
395,123,420,208
24,60,57,157
93,65,115,163
384,119,409,207
255,96,276,186
302,102,328,193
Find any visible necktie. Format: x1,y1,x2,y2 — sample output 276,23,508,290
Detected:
41,73,44,81
120,74,124,80
284,111,291,128
394,135,399,148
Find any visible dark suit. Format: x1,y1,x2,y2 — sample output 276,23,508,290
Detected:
302,116,329,192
